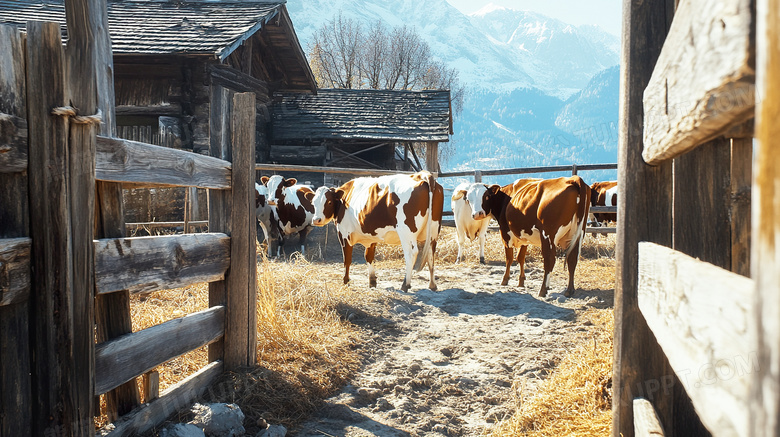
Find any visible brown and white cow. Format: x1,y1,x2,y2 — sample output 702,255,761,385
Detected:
451,181,491,264
264,175,316,256
311,171,444,292
589,180,617,225
463,176,590,297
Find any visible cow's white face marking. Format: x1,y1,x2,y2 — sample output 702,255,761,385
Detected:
311,186,332,226
465,184,489,220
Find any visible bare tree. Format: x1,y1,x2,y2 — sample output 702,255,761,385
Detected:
309,14,362,88
360,21,389,89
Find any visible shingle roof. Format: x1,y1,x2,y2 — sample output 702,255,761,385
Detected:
271,89,453,142
0,0,283,59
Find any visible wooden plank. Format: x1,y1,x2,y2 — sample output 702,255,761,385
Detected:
95,233,230,295
0,238,30,306
95,306,225,395
256,162,414,177
0,113,28,173
126,220,209,229
730,138,751,277
438,163,618,178
116,104,181,117
102,361,223,437
633,398,665,437
143,371,160,402
749,0,780,432
586,227,617,234
638,242,754,437
642,0,755,165
210,64,270,98
224,92,257,369
0,23,31,437
590,206,618,213
613,0,685,435
26,20,79,436
673,137,732,270
96,135,232,189
426,141,439,173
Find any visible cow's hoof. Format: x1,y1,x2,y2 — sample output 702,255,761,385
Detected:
429,282,437,291
369,278,377,288
401,283,411,292
518,278,525,287
564,288,575,298
479,256,485,265
343,277,350,285
500,279,509,286
538,288,548,298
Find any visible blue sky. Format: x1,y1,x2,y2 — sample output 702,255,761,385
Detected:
445,0,622,36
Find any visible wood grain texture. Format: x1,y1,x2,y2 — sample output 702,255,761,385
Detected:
638,242,754,437
256,162,414,177
96,135,232,189
0,238,30,306
633,399,665,437
101,361,223,437
642,0,755,165
224,92,257,369
210,64,269,97
95,233,230,295
0,113,27,173
730,138,751,277
750,0,780,433
613,0,684,435
0,23,31,437
95,306,225,395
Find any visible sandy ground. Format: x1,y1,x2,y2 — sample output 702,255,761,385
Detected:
291,247,614,437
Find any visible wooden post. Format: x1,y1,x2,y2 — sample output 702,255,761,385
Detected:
184,187,191,233
27,16,97,434
208,84,230,363
224,92,258,368
613,0,694,435
571,163,578,176
0,24,32,437
426,141,438,173
750,0,780,432
730,137,752,277
474,170,482,183
83,0,142,420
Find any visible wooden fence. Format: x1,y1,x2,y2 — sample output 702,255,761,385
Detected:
0,11,257,436
614,0,768,435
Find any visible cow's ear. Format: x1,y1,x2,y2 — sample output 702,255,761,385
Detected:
284,178,297,187
260,176,269,185
334,188,347,201
488,184,501,195
452,190,466,201
305,191,315,202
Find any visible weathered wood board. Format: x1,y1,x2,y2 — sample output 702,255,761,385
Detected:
642,0,755,164
94,233,230,295
638,242,754,437
0,238,30,306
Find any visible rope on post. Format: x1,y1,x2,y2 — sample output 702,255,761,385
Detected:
52,106,103,125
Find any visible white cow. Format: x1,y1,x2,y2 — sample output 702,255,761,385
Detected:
264,175,316,256
451,182,491,264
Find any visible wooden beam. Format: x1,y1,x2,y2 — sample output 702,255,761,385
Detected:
438,163,618,178
326,142,390,167
586,227,617,234
730,138,751,277
143,371,159,402
101,361,223,437
210,64,270,98
642,0,755,165
749,0,780,432
613,0,681,434
94,233,230,295
0,113,27,173
115,104,181,117
125,220,209,229
590,206,618,214
96,136,232,189
224,92,257,369
256,162,414,177
94,306,225,395
638,242,754,437
426,141,438,173
633,399,665,437
0,238,30,307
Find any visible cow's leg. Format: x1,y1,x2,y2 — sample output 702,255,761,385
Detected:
427,238,437,291
539,237,556,297
298,227,311,256
340,238,353,285
564,235,583,297
478,229,487,265
400,239,418,292
455,226,466,263
516,245,528,287
501,246,513,286
365,243,378,288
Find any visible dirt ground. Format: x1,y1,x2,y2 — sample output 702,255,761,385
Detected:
287,228,615,437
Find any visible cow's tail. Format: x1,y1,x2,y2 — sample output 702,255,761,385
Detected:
563,176,590,261
413,172,435,273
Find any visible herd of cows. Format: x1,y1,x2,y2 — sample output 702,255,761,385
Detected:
255,171,618,297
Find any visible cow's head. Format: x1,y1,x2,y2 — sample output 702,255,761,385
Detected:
461,183,500,220
266,175,297,206
311,186,344,226
255,181,274,224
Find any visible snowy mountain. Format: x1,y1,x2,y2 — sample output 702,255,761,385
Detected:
284,0,621,185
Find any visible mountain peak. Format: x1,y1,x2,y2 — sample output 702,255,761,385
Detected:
471,2,515,17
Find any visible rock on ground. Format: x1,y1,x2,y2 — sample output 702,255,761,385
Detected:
190,403,246,437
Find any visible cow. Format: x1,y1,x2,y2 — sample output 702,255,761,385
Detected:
463,176,590,297
451,181,491,264
264,175,316,256
255,180,280,256
589,181,618,225
310,171,444,292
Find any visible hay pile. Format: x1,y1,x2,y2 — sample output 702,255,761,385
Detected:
490,308,614,436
